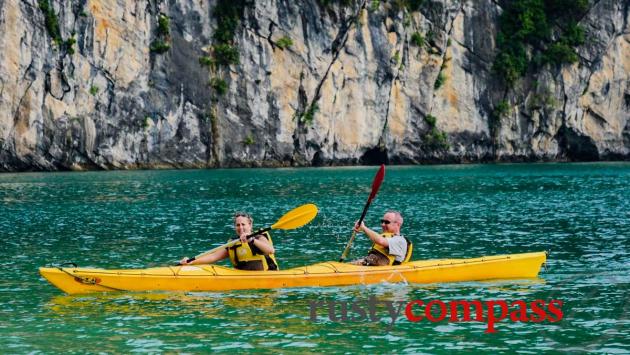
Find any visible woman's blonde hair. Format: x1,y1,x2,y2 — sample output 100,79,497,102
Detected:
234,212,253,225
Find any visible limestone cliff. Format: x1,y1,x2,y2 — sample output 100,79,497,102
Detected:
0,0,628,171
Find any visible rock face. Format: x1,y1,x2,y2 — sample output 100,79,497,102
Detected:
0,0,628,171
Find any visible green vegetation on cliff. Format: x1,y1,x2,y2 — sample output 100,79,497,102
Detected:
199,0,248,95
276,36,294,50
150,14,171,54
38,0,61,45
493,0,589,86
211,0,247,66
210,78,228,95
423,114,449,150
490,99,510,137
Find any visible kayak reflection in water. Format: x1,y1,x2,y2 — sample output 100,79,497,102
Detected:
350,210,413,266
179,212,279,270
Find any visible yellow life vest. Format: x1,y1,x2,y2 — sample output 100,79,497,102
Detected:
368,232,413,266
227,231,279,271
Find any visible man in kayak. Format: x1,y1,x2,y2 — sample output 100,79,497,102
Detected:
179,212,279,270
351,210,413,266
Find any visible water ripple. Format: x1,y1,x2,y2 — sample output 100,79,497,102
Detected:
0,163,628,353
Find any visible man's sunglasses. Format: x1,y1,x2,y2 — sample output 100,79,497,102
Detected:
380,219,393,225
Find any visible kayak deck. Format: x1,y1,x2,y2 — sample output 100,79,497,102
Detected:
40,251,546,294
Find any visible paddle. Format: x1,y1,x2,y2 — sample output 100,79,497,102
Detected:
179,203,318,265
339,164,385,262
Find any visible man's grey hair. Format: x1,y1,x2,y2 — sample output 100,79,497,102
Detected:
385,210,403,226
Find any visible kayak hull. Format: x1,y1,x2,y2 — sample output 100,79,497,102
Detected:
40,251,546,294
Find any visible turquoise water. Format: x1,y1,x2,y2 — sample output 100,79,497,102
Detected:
0,163,628,353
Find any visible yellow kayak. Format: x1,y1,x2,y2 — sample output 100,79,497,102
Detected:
39,251,546,294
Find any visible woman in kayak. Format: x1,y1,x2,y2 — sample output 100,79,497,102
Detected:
179,212,278,270
351,210,413,266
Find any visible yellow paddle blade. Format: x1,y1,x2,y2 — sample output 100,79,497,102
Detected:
271,204,318,230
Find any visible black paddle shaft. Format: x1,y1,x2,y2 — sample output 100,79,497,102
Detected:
356,196,375,226
338,197,375,263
